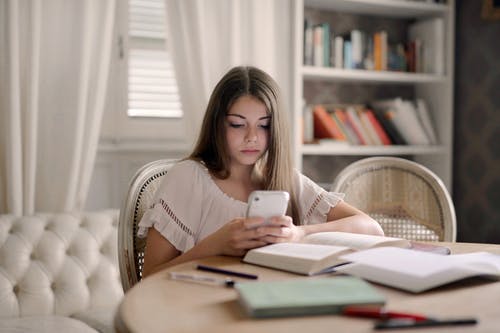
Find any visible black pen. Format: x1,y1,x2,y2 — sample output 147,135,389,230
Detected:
196,264,258,280
374,318,478,330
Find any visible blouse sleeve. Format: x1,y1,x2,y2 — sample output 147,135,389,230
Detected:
137,160,203,252
294,170,345,225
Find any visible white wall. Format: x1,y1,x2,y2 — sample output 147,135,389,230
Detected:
86,145,188,210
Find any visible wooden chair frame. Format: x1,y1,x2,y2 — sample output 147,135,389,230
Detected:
118,159,177,292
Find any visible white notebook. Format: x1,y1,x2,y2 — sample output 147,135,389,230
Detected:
337,247,500,293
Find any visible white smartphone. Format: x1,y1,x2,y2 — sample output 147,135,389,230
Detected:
246,190,290,224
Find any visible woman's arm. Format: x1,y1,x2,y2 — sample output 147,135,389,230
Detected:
301,201,384,236
142,217,270,277
257,201,384,244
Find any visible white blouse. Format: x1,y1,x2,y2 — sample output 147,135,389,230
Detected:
137,159,344,252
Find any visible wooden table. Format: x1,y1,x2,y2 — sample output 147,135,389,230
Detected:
115,242,500,333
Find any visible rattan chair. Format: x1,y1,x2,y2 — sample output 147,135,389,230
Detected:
331,157,456,242
118,159,177,292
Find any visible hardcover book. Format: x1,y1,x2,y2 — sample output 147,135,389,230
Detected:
312,105,346,141
242,232,411,275
371,98,431,145
235,276,385,318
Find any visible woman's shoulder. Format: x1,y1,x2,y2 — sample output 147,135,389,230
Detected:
170,158,204,173
168,159,210,182
293,168,326,196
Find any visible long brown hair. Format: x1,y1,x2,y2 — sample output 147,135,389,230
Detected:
189,66,301,224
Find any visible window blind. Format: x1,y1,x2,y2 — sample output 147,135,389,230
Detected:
128,0,182,118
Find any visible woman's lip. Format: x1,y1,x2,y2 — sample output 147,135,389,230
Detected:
241,149,259,153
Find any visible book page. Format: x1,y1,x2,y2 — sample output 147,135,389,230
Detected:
337,247,500,292
447,252,500,273
243,243,354,275
303,232,410,250
339,247,456,277
249,243,351,260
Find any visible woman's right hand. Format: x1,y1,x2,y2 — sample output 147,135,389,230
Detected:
199,217,271,256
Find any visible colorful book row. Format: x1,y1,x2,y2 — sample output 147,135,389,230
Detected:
303,99,438,146
303,18,444,74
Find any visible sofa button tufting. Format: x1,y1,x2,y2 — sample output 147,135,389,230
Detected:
2,210,122,332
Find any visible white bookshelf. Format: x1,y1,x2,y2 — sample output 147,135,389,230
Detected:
292,0,455,189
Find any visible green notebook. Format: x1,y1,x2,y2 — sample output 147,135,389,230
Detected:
235,276,385,318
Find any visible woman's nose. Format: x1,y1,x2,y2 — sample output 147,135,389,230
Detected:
245,127,258,143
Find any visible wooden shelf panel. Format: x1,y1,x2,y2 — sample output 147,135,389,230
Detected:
304,0,448,18
300,144,446,156
302,66,446,84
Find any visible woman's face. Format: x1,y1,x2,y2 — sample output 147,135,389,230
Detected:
224,95,271,168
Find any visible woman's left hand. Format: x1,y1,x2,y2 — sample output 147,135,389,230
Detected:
254,216,305,243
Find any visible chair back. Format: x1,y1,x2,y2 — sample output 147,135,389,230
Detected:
331,157,456,242
118,159,177,292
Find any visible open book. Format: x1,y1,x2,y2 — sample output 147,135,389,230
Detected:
242,232,411,275
337,247,500,293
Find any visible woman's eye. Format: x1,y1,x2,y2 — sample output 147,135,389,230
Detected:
259,124,271,129
229,123,244,128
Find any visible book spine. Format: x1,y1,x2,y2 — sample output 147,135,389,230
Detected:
358,108,382,145
408,17,445,75
329,112,348,141
351,29,363,69
343,41,352,69
322,23,331,67
415,99,438,144
313,25,323,67
364,109,392,145
334,36,344,68
303,20,314,66
374,32,382,71
313,105,346,141
380,31,388,71
374,109,407,145
345,107,369,145
335,109,361,145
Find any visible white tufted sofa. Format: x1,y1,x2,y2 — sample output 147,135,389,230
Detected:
0,209,123,333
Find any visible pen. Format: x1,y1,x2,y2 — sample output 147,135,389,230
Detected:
342,306,428,321
196,264,258,280
169,272,235,287
374,318,478,330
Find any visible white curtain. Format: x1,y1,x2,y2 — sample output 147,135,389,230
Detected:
164,0,293,147
0,0,116,214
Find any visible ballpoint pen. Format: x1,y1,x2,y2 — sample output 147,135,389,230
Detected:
374,318,478,330
341,306,478,330
169,272,235,287
342,306,428,321
196,264,258,280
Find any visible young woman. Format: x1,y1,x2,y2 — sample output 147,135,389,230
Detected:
138,66,383,277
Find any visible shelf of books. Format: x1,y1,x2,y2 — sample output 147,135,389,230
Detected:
293,0,454,189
